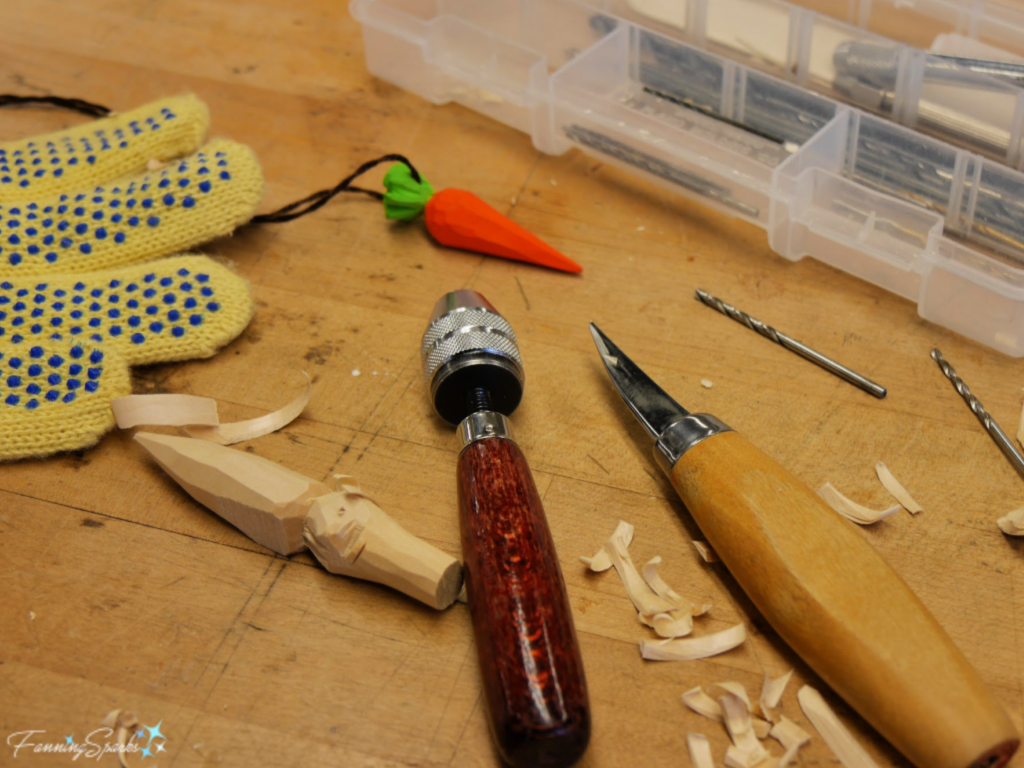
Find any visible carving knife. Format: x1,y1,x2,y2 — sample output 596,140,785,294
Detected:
589,323,1017,768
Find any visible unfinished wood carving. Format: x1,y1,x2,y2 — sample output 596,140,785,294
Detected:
304,490,463,610
135,432,329,555
135,432,463,610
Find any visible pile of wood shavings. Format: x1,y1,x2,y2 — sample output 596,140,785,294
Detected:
681,673,810,767
583,521,880,768
581,521,742,658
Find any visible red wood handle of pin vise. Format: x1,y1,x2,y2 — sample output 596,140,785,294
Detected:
457,436,590,768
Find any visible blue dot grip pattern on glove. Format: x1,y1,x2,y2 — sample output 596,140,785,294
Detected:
0,106,179,190
0,336,132,461
0,94,209,203
0,254,253,366
0,138,263,277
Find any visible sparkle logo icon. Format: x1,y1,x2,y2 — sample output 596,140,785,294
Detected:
137,721,167,760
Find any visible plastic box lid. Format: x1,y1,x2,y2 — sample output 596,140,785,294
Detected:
352,0,1024,356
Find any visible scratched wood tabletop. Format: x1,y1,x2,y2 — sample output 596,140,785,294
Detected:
1,1,1022,767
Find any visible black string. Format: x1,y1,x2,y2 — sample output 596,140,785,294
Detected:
251,153,421,224
0,94,111,117
0,94,421,226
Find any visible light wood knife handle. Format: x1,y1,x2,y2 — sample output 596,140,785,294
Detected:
671,431,1018,768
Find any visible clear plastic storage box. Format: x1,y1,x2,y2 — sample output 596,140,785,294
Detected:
351,0,1024,356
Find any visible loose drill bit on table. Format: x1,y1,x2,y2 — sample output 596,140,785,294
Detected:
695,289,887,398
931,348,1024,479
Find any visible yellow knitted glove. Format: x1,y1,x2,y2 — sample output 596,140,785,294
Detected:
0,338,131,460
0,96,262,460
0,94,209,202
0,137,261,277
0,254,252,366
0,254,253,460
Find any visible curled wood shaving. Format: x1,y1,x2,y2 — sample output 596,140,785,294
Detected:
707,682,753,712
759,668,794,722
720,693,768,759
586,521,675,615
580,550,612,572
817,483,899,525
874,462,922,514
770,716,811,752
639,609,694,638
641,555,692,610
641,622,747,661
580,520,633,572
997,506,1024,536
112,373,311,445
682,687,724,721
101,709,138,768
686,733,716,768
693,541,720,562
798,685,881,768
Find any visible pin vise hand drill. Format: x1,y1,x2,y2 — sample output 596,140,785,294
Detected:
421,290,590,768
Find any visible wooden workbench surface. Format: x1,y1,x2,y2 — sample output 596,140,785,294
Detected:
1,2,1023,766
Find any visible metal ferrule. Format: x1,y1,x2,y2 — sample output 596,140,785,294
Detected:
458,411,514,450
654,413,732,475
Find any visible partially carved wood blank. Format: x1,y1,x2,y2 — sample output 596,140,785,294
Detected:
304,490,463,610
135,432,463,609
135,432,328,554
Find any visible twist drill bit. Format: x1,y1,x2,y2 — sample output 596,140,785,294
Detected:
930,349,1024,479
694,289,887,398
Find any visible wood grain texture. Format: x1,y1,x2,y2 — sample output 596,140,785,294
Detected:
0,1,1023,766
670,430,1018,768
458,437,590,767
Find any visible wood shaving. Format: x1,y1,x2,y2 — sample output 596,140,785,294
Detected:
751,716,773,739
798,685,881,768
693,541,720,562
759,668,793,722
639,609,694,638
112,373,311,445
101,709,138,768
687,733,715,768
707,682,753,711
641,555,692,610
580,520,633,572
779,742,801,767
586,521,675,615
682,687,724,721
874,462,922,514
720,693,768,760
997,506,1024,536
641,622,747,661
817,483,900,525
725,744,770,768
579,550,613,571
642,556,711,615
770,716,811,752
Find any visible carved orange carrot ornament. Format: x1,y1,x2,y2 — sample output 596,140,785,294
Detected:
382,163,582,273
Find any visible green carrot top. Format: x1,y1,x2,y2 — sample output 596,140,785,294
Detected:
382,163,435,221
